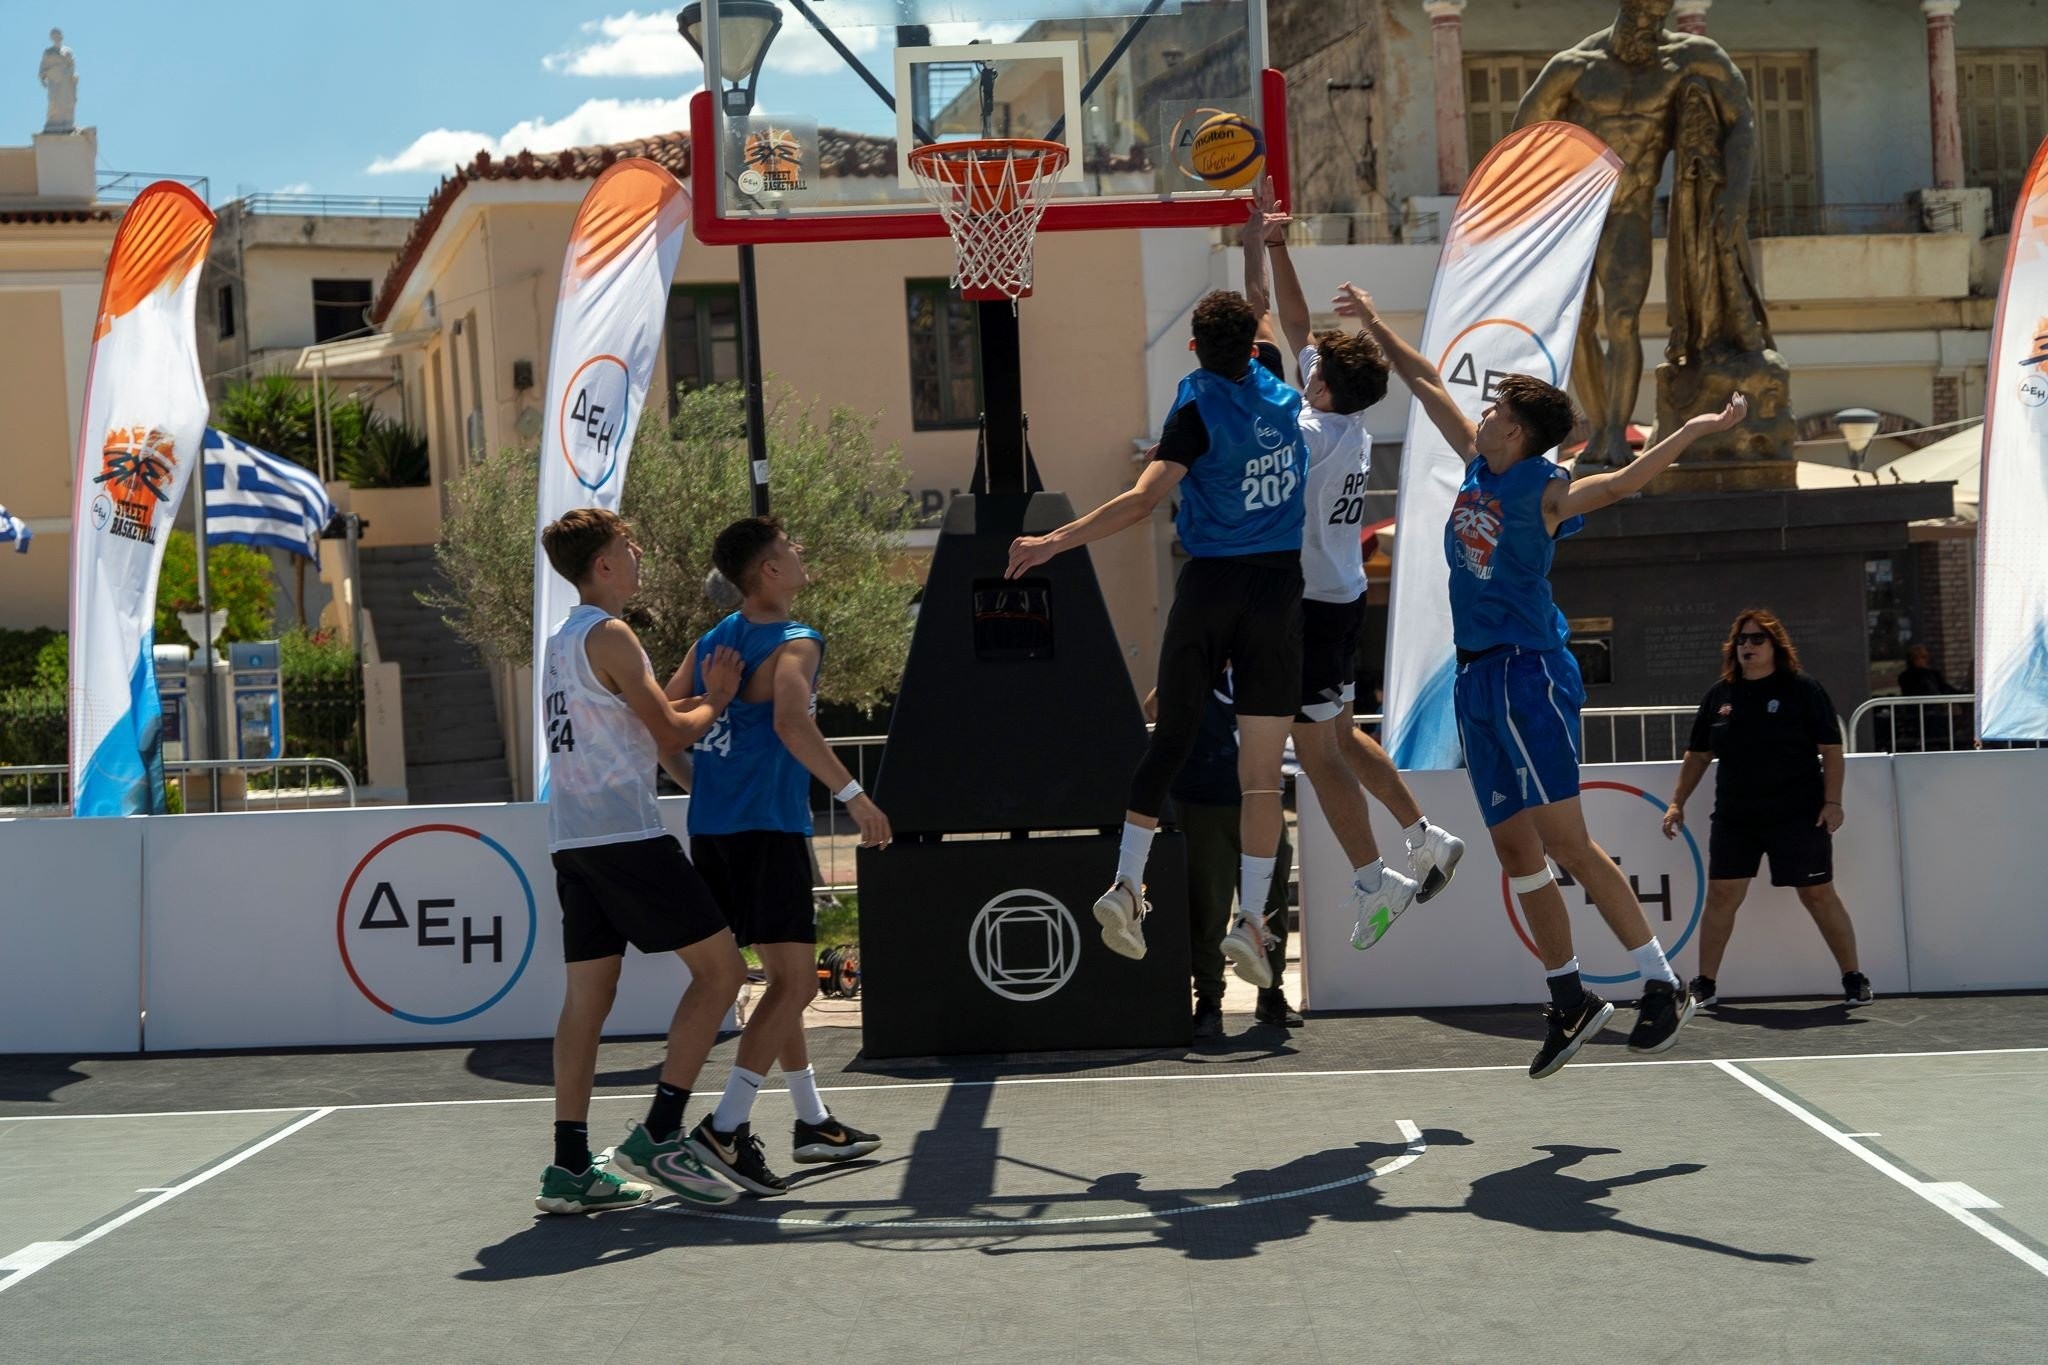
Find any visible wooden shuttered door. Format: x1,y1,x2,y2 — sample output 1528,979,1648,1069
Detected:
1960,49,2048,223
1462,54,1550,175
1734,52,1820,226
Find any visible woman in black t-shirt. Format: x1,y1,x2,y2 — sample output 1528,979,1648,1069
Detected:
1661,610,1873,1008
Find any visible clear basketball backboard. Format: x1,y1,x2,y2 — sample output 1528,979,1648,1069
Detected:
687,0,1282,244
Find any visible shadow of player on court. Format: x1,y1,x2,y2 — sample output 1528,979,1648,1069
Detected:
1432,1143,1813,1264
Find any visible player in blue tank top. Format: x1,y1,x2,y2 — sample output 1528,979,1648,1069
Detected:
1341,279,1746,1078
659,517,889,1193
1005,185,1308,992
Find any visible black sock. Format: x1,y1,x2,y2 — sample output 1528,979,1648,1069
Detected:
553,1120,591,1173
1546,969,1587,1014
646,1083,688,1142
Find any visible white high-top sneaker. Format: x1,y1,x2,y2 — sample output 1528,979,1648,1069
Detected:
1091,876,1150,960
1219,911,1275,989
1351,866,1421,950
1408,823,1467,903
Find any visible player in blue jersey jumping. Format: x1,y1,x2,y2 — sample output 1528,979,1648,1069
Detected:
662,516,889,1195
1338,281,1746,1078
1006,185,1383,991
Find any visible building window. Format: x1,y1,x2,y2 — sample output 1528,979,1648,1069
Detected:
906,279,982,430
311,279,373,344
1961,48,2048,223
1462,54,1551,175
1867,552,1918,671
666,285,742,395
217,284,236,339
1732,52,1821,228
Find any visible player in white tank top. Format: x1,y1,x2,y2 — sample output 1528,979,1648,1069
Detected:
543,604,667,850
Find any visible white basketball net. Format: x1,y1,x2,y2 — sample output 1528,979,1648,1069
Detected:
908,142,1069,301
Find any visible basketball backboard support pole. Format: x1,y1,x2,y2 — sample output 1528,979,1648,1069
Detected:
977,301,1028,494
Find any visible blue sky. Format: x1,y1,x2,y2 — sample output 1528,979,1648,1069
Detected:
6,4,1016,203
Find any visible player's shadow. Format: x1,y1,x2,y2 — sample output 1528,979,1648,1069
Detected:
458,1131,1460,1279
1425,1143,1813,1264
1705,1000,1868,1032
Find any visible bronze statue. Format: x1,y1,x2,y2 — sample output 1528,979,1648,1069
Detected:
1516,0,1793,482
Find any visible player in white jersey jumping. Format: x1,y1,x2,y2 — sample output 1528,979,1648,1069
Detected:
1234,187,1466,958
534,506,749,1214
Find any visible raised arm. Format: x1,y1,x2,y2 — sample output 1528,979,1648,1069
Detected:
1336,282,1475,455
587,621,740,753
1547,395,1747,528
1267,233,1312,357
1240,177,1289,348
1005,456,1184,578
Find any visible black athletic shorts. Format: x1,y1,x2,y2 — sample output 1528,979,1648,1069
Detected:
551,834,728,963
1708,808,1834,887
1298,595,1367,723
1159,554,1304,718
690,830,818,947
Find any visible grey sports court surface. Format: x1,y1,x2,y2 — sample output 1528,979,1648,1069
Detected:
4,994,2046,1364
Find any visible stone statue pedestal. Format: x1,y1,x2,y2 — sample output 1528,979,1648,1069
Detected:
32,127,96,202
1650,345,1798,493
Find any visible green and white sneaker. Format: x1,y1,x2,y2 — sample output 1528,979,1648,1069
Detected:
534,1162,653,1215
1350,868,1420,951
608,1122,740,1207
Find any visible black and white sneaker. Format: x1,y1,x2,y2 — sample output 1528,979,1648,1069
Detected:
791,1114,882,1164
1842,971,1874,1005
1689,974,1719,1008
1627,978,1697,1055
686,1117,787,1196
1529,992,1614,1079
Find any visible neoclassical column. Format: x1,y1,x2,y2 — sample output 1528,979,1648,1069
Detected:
1671,0,1712,35
1426,0,1470,193
1923,0,1965,189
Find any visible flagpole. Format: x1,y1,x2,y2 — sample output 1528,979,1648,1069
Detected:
193,438,219,771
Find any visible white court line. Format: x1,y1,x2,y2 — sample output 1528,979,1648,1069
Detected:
1714,1061,2048,1281
0,1108,332,1298
677,1120,1427,1231
4,1045,2046,1123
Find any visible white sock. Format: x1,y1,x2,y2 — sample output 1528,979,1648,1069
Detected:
1240,854,1277,924
1404,817,1430,847
1116,821,1155,888
784,1064,829,1126
1630,937,1679,987
711,1065,764,1131
1353,859,1384,893
1545,957,1581,978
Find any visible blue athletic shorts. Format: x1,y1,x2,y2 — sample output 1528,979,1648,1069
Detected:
1454,646,1585,827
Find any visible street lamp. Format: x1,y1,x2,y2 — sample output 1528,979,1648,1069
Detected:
1836,406,1882,471
679,1,782,516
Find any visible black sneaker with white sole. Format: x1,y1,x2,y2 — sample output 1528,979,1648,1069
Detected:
1688,974,1718,1008
1626,978,1697,1055
791,1115,882,1164
686,1117,787,1196
1842,971,1874,1005
1529,992,1615,1079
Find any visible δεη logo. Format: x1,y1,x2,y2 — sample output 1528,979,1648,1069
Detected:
1435,317,1562,407
336,823,537,1024
558,354,630,490
1497,782,1703,985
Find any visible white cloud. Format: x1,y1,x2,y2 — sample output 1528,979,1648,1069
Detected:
272,181,314,195
366,93,700,175
541,9,1030,80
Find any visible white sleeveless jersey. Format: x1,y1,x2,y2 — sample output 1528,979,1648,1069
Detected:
1297,345,1372,605
542,604,666,851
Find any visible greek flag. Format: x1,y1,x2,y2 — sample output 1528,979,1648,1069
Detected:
0,502,27,553
202,428,336,565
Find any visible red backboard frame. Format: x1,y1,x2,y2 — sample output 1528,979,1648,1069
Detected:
690,68,1291,246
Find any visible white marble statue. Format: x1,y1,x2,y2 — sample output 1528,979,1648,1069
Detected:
40,28,77,135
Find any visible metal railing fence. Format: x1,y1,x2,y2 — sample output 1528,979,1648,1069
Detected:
0,757,357,816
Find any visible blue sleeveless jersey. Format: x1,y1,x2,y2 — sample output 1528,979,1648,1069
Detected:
1171,363,1305,558
1444,455,1584,653
686,612,824,836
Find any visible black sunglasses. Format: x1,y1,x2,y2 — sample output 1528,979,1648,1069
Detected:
1735,631,1771,647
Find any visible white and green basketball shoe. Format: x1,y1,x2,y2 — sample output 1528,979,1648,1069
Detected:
608,1122,740,1207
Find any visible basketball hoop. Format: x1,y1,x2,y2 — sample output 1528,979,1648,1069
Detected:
907,139,1069,302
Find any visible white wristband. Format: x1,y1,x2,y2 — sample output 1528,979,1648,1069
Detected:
834,780,863,804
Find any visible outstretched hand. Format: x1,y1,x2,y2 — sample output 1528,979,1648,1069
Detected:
1689,392,1749,434
1332,281,1378,325
1006,534,1058,579
1239,175,1290,248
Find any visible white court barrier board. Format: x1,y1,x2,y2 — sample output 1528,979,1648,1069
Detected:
0,817,145,1053
1894,748,2048,991
1297,759,1909,1010
141,797,707,1051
